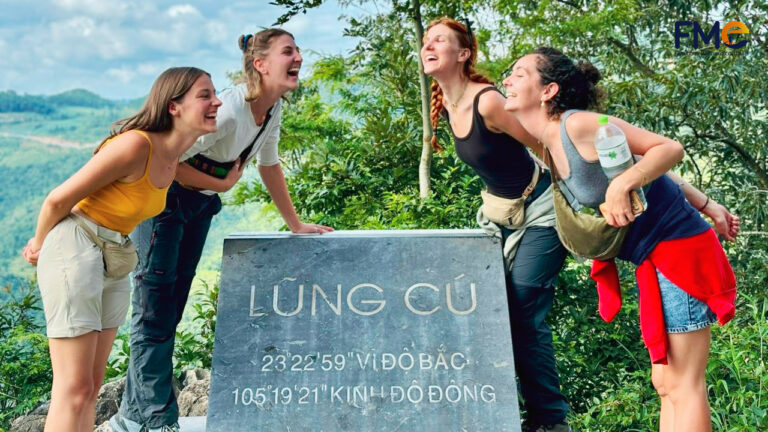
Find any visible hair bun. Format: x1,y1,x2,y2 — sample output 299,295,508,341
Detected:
577,60,601,85
238,34,252,53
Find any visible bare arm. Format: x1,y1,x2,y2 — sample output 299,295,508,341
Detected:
175,160,244,193
23,133,149,264
665,171,740,241
478,90,544,157
259,163,333,234
566,112,684,227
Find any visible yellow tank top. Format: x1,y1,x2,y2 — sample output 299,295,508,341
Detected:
77,130,170,235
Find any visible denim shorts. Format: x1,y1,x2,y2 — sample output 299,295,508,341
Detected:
657,269,717,333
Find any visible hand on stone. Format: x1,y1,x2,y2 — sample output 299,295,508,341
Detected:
293,222,334,234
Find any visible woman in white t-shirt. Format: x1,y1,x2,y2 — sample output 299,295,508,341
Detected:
111,29,332,432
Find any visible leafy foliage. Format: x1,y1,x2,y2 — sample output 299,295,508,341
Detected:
233,12,484,230
173,280,219,372
238,1,768,430
2,1,766,430
0,281,51,430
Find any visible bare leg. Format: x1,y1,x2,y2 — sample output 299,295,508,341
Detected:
662,327,712,432
651,364,674,432
79,328,119,432
45,332,99,432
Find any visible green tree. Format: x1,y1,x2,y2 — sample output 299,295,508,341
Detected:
246,1,768,429
0,282,51,430
274,0,484,198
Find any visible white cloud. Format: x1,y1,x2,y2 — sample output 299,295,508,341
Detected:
1,0,362,98
52,0,131,18
43,16,134,61
167,4,201,18
283,15,310,35
106,67,135,83
137,62,162,76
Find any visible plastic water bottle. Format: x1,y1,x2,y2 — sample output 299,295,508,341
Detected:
595,115,648,213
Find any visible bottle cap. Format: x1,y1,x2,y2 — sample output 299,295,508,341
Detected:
597,115,609,125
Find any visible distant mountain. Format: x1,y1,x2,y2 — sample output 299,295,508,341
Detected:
0,91,53,114
0,89,143,115
122,96,146,111
47,89,114,108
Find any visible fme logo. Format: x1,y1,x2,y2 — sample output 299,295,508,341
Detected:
675,20,750,49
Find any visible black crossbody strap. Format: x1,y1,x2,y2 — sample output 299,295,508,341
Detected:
237,106,275,163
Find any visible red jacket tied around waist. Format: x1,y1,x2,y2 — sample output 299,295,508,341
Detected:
591,228,736,365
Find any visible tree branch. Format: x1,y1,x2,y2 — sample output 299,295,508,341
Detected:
700,126,768,190
553,0,580,8
270,0,325,25
607,36,656,77
410,0,433,199
741,231,768,237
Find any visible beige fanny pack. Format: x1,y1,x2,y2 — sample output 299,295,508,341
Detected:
480,166,541,228
69,214,138,278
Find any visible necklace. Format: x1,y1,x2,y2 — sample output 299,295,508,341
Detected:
448,81,469,111
538,120,555,148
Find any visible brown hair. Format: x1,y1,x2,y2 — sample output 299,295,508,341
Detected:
238,28,295,102
100,67,209,151
425,17,492,151
531,47,603,118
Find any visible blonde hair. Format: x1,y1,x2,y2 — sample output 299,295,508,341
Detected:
425,17,492,151
238,28,295,102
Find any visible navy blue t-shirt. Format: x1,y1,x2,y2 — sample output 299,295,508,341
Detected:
618,174,711,265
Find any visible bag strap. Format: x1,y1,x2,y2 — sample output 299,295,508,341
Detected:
237,106,274,163
543,146,559,184
543,145,583,211
69,214,106,249
520,164,540,199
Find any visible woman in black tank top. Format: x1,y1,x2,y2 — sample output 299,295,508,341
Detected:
421,17,570,431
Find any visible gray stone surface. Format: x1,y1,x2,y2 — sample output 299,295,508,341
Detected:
94,378,125,425
9,415,45,432
178,370,210,416
94,421,111,432
208,230,520,432
92,417,206,432
179,417,206,432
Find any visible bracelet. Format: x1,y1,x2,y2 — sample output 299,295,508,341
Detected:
697,196,710,212
635,166,649,187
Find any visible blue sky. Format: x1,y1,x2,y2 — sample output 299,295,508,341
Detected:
0,0,373,99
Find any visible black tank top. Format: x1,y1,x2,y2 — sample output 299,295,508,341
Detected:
448,86,535,199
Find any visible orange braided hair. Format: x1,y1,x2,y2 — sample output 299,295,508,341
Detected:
425,17,493,152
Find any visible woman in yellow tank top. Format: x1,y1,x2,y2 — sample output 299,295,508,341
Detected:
21,67,222,432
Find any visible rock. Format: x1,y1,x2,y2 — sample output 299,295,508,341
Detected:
29,401,49,416
93,420,112,432
9,415,46,432
173,374,182,397
181,368,211,388
94,377,125,425
11,370,210,432
177,369,210,416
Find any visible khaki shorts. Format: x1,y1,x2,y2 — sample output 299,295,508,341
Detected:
37,216,131,338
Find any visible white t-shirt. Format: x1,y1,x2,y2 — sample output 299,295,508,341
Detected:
181,83,281,195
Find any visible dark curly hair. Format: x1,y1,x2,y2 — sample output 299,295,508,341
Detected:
532,47,604,117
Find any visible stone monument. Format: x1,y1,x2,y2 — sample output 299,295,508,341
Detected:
207,230,521,431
